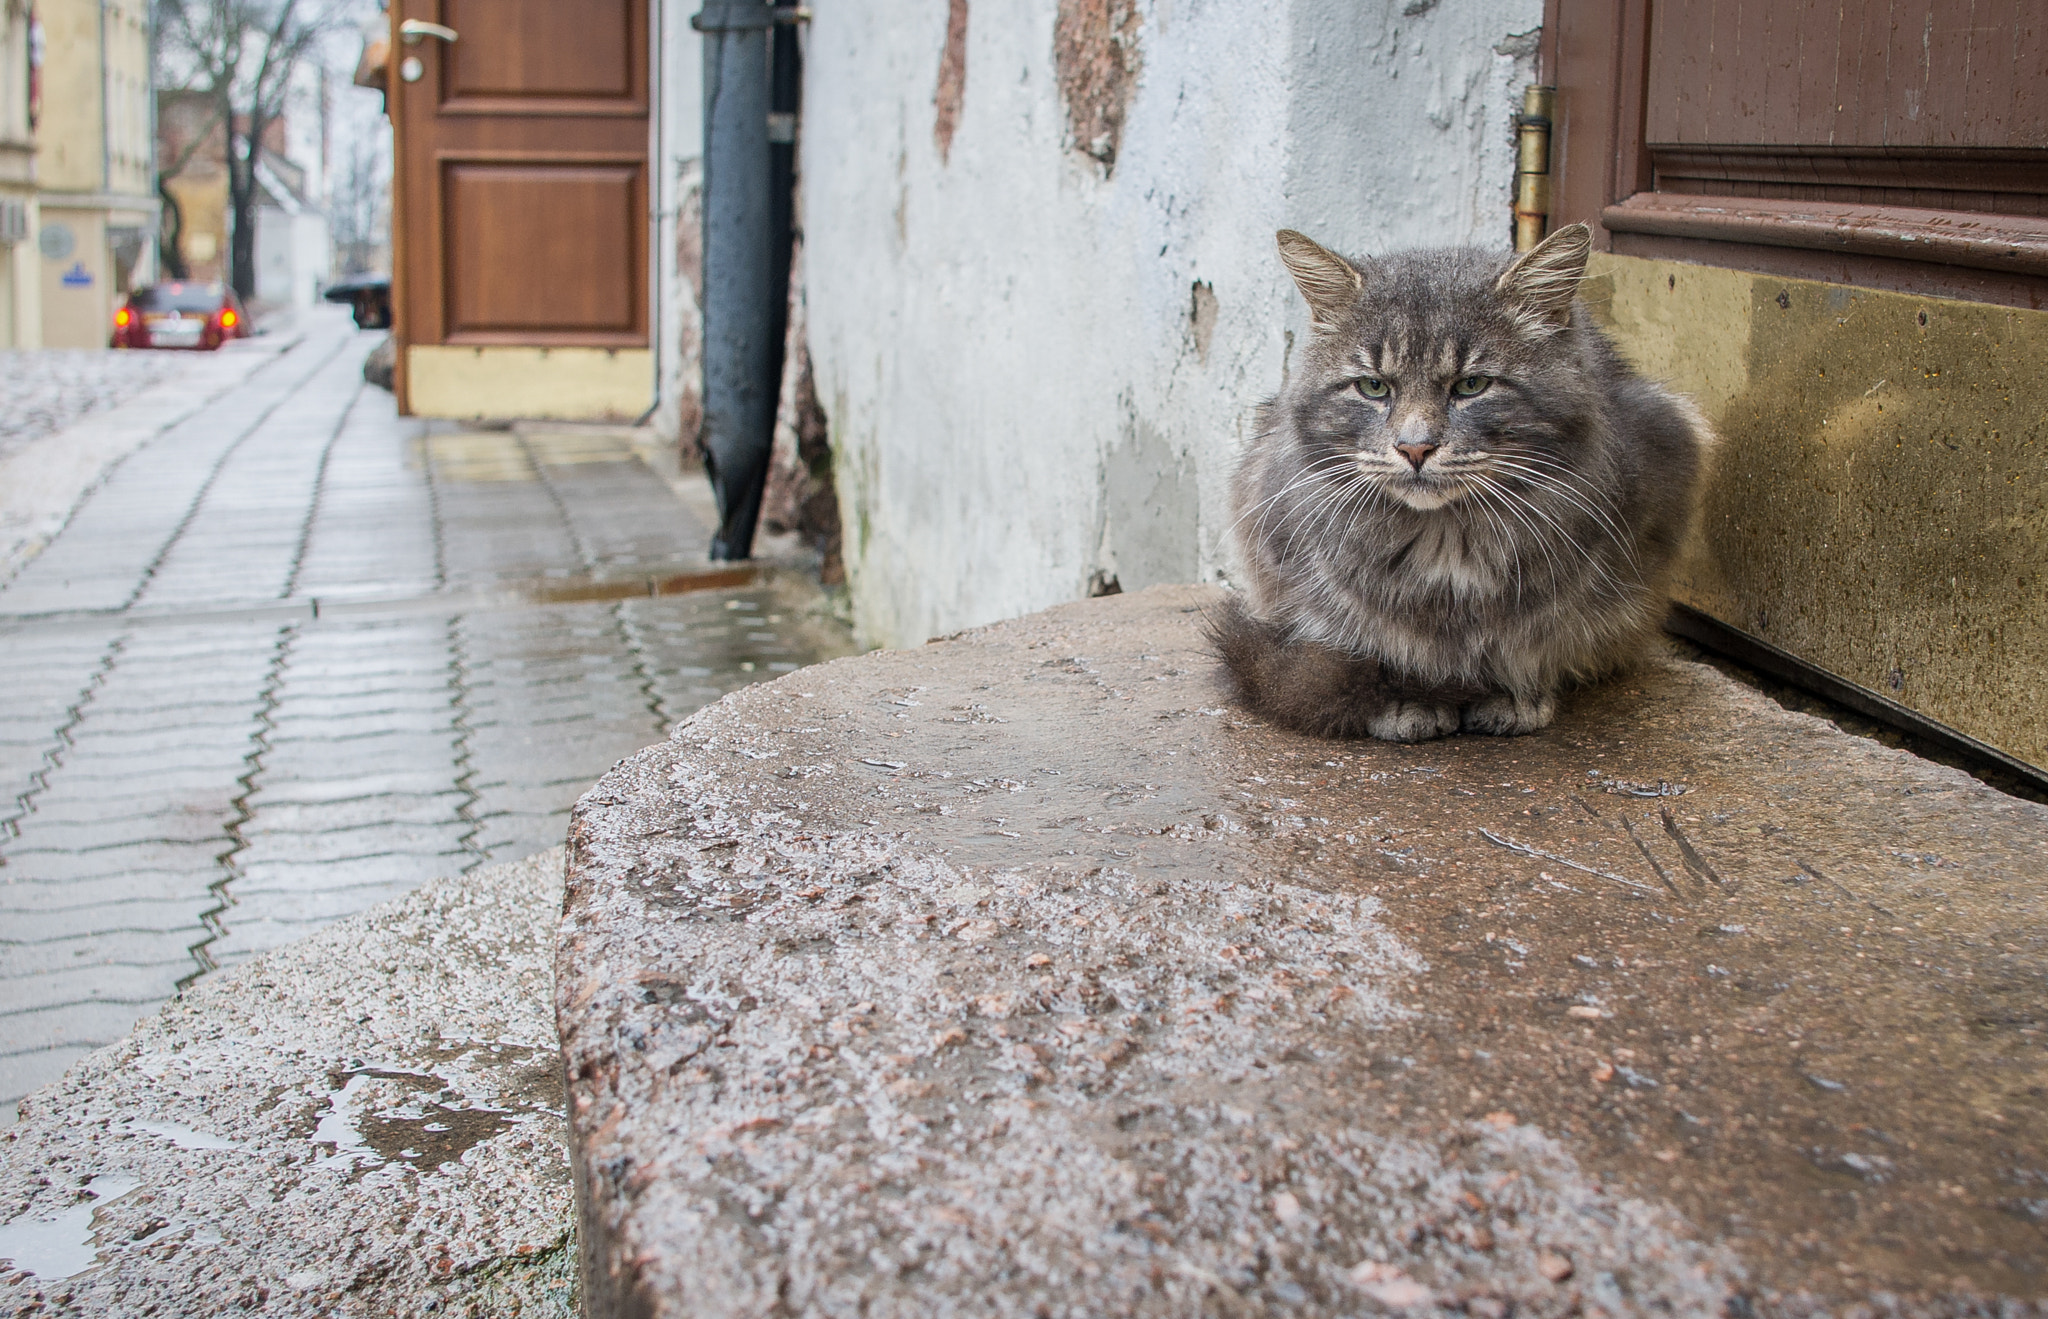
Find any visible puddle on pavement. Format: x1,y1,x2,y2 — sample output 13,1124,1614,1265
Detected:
308,1041,562,1177
0,1175,140,1280
115,1120,243,1152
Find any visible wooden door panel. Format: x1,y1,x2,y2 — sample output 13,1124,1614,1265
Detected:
1551,0,2048,305
392,0,649,359
442,0,642,110
1646,0,2039,150
442,162,643,341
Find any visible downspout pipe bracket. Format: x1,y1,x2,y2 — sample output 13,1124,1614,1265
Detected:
692,5,810,31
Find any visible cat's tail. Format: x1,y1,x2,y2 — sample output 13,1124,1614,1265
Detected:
1206,595,1480,740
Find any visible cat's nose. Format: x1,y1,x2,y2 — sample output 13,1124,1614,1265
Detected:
1395,442,1440,471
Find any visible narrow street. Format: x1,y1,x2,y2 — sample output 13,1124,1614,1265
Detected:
0,309,849,1120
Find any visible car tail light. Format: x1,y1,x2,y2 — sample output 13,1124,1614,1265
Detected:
218,308,239,329
114,307,132,328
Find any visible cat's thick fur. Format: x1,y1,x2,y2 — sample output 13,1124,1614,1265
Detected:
1215,223,1709,743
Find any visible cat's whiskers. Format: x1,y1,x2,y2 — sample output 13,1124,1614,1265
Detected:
1233,452,1361,549
1488,449,1641,547
1476,468,1637,606
1468,471,1574,596
1280,464,1381,564
1457,479,1525,605
1326,470,1398,565
1496,482,1634,603
1485,455,1644,580
1234,453,1356,536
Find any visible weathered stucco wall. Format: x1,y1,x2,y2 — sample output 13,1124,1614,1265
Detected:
800,0,1540,648
652,1,704,449
1586,253,2048,770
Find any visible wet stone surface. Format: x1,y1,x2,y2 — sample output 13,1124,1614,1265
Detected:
0,350,196,464
561,585,2048,1317
0,850,574,1317
0,311,853,1122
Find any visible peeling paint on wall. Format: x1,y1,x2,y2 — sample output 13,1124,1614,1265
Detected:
1189,280,1218,366
934,0,970,164
1053,0,1142,171
1101,414,1198,595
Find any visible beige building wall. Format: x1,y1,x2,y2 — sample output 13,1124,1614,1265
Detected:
34,0,154,348
163,170,227,282
38,204,108,347
0,0,38,347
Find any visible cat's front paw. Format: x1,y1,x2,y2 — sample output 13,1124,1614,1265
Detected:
1368,701,1461,743
1461,691,1557,736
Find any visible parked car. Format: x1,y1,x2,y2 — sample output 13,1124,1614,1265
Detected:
111,282,247,350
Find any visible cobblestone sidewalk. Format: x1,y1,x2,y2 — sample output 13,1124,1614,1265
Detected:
0,309,853,1120
0,348,198,465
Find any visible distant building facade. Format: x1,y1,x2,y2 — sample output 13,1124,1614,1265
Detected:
157,89,229,283
0,0,39,346
31,0,156,348
158,88,332,311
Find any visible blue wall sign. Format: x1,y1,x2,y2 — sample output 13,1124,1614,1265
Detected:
60,262,93,288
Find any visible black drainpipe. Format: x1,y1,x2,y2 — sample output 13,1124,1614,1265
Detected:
693,0,805,561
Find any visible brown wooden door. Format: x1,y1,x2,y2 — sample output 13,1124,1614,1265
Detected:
1546,0,2048,307
390,0,650,412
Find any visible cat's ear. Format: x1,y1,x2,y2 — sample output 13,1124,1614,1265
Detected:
1276,230,1363,332
1496,222,1592,330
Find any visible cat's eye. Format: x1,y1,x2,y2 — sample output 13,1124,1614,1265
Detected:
1355,377,1390,399
1451,374,1494,397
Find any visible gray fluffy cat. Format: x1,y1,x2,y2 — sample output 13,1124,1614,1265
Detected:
1214,222,1709,743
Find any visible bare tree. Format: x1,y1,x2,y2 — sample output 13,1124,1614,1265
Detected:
327,113,387,276
153,0,343,298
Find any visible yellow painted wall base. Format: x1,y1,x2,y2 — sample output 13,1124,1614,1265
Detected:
1584,253,2048,771
405,345,653,422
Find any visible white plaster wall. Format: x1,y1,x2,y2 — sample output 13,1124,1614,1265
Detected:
255,206,333,309
653,1,704,442
802,0,1539,648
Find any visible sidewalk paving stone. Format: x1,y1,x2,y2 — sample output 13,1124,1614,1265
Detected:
233,849,466,887
0,873,222,914
2,906,209,950
0,310,852,1121
469,781,614,816
260,689,456,720
0,929,208,980
0,1001,161,1054
0,962,195,1018
234,791,465,833
0,1047,102,1116
233,825,469,866
5,814,233,849
237,769,467,802
1,841,228,881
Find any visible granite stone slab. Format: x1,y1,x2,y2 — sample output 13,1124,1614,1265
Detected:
560,585,2048,1317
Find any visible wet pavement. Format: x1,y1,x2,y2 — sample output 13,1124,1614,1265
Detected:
0,850,577,1318
561,585,2048,1317
0,348,195,464
0,309,852,1122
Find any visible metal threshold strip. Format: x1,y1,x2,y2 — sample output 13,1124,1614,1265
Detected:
0,563,763,637
1665,601,2048,802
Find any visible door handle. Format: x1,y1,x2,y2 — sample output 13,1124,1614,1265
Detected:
399,19,458,44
